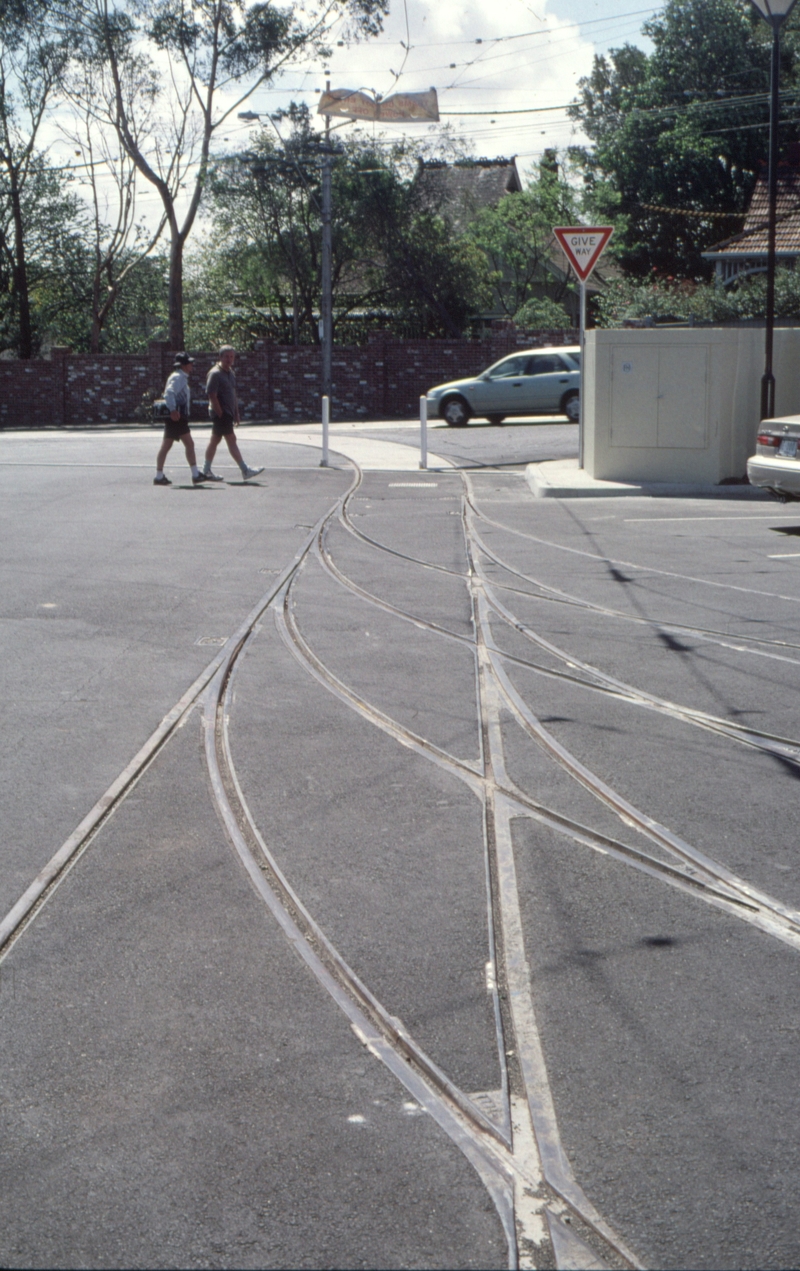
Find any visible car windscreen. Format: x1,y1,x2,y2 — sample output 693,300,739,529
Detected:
485,356,530,379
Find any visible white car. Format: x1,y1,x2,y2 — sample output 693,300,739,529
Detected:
426,346,581,427
747,415,800,500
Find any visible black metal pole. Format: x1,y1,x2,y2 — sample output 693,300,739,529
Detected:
761,22,781,420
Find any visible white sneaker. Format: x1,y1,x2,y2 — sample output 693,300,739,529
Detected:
243,465,265,480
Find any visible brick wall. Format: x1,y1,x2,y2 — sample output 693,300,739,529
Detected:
0,327,579,428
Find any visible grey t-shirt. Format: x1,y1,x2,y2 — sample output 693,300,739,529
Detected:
206,364,236,417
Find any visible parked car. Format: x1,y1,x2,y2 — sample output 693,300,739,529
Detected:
747,415,800,500
426,346,581,427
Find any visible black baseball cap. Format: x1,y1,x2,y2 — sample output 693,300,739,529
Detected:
173,352,194,365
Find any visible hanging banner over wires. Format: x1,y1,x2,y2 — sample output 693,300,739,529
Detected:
318,87,439,123
553,225,614,282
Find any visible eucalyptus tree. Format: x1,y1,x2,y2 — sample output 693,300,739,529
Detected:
0,0,72,355
59,78,167,351
64,0,389,349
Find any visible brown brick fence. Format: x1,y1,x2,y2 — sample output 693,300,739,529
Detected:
0,327,578,428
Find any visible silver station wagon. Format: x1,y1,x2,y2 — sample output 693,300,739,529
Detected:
747,415,800,500
426,345,581,427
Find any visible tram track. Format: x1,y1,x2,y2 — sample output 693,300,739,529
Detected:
301,529,785,934
7,460,799,1268
313,494,800,948
464,493,800,609
323,513,800,768
215,467,800,1262
470,520,800,666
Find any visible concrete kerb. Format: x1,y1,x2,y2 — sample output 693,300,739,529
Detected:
527,458,773,500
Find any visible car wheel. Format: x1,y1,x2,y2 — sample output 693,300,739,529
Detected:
486,414,505,426
442,396,471,427
561,391,579,423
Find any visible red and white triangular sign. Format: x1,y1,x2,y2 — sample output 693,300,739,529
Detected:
553,225,614,282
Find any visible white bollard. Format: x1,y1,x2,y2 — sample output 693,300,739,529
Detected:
321,394,329,467
419,395,428,470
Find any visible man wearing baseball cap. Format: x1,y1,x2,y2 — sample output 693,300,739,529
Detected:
153,353,209,486
203,345,264,482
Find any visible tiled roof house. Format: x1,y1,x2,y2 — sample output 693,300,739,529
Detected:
414,156,523,231
702,153,800,285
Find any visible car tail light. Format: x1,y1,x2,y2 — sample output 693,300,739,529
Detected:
757,433,781,447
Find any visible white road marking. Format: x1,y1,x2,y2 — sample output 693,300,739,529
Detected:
624,515,800,523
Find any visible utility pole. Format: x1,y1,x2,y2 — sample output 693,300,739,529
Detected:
321,80,333,405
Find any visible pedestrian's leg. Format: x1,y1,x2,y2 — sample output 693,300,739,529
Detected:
180,432,203,480
204,433,221,473
155,435,174,482
182,433,198,467
224,431,245,468
226,431,264,479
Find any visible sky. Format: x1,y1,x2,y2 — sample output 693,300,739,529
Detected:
45,0,661,226
236,0,659,178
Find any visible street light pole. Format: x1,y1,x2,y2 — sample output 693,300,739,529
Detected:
748,0,798,419
321,83,333,405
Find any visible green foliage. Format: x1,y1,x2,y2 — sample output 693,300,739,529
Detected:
89,256,169,351
514,296,572,329
570,0,800,278
377,208,491,337
466,155,577,318
0,162,90,354
594,268,800,325
196,106,492,343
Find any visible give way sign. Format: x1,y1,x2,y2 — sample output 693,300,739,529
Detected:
553,226,614,282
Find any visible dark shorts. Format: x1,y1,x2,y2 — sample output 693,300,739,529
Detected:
211,411,235,437
163,417,191,441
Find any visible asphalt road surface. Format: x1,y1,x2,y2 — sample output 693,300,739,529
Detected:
2,421,800,1269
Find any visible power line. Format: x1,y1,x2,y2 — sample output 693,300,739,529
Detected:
441,103,571,116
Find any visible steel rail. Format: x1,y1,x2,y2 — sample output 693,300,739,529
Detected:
339,487,469,578
314,485,800,944
469,518,800,665
286,554,776,929
201,646,520,1267
270,505,641,1267
478,597,800,948
323,515,800,766
207,623,512,1153
474,555,800,765
463,488,800,609
0,497,355,961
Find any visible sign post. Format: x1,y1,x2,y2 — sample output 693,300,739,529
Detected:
553,226,614,469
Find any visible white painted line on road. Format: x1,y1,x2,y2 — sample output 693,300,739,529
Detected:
624,514,800,522
769,553,800,558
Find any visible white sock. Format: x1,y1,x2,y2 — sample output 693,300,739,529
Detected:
203,461,212,474
191,465,200,477
155,470,166,480
238,460,248,474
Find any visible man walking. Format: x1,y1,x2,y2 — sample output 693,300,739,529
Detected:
154,353,209,486
203,346,264,481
